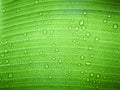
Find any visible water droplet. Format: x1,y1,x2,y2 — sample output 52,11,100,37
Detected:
71,2,74,4
71,19,74,22
93,80,96,83
82,26,86,30
39,12,42,15
79,20,84,26
58,59,62,64
83,11,87,15
16,9,20,13
52,57,56,61
45,64,49,69
85,62,91,66
5,41,8,44
1,54,4,58
95,37,99,41
75,27,79,31
52,43,56,47
50,30,54,34
86,78,90,82
9,43,12,47
83,37,86,41
88,46,93,50
80,55,85,60
90,73,94,77
8,73,13,78
80,71,84,74
107,15,111,18
103,19,107,23
5,60,9,64
35,0,39,4
78,63,81,66
4,50,8,53
34,70,37,73
90,54,94,58
43,30,47,34
29,60,32,64
96,74,100,78
24,49,27,54
112,75,115,79
55,48,59,52
113,24,118,29
39,51,43,55
2,9,6,13
68,26,72,30
86,33,90,37
48,75,52,79
24,33,27,36
35,25,39,29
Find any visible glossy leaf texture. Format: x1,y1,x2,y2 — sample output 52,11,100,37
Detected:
0,0,120,90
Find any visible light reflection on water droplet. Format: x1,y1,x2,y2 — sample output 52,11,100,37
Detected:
79,20,84,26
113,24,118,29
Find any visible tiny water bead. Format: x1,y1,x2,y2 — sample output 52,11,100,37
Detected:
86,32,90,37
79,20,84,26
55,48,59,52
24,33,27,36
4,50,8,53
90,73,94,77
113,24,118,29
45,64,49,69
58,59,62,64
96,74,100,78
5,59,9,64
103,19,107,23
75,27,79,31
68,26,72,30
43,30,47,34
34,0,39,4
81,26,86,30
29,60,32,64
88,46,93,50
78,63,81,66
86,78,90,82
5,41,8,44
80,55,85,60
34,70,37,73
52,57,56,61
16,9,20,13
50,30,54,34
39,51,43,55
80,71,84,74
35,25,39,29
8,73,13,78
52,43,56,47
71,19,75,22
83,37,86,41
90,54,94,58
95,37,99,41
83,11,87,15
48,75,52,79
107,14,111,18
2,9,6,13
39,12,42,15
85,62,91,66
1,54,4,58
24,49,28,54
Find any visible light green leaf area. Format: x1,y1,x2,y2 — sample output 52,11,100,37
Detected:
0,0,120,90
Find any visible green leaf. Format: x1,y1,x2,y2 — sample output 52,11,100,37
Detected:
0,0,120,90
